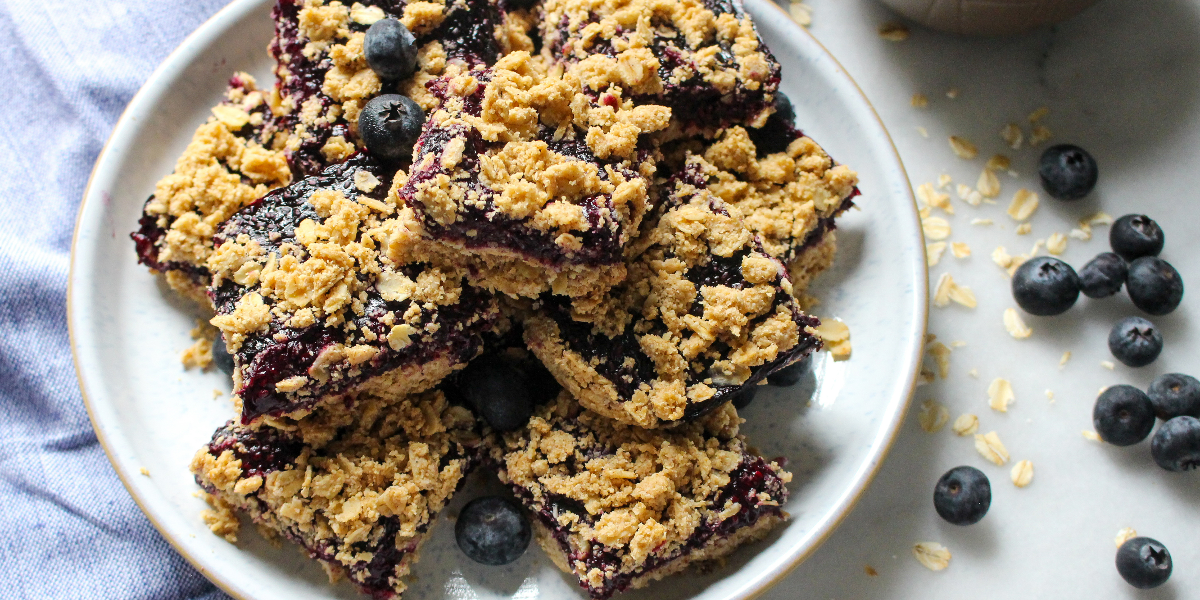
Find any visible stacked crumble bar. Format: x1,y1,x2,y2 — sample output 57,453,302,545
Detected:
130,0,860,598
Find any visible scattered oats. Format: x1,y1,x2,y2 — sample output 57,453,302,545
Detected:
864,565,879,577
1028,106,1050,123
1010,460,1034,487
1045,389,1055,401
911,93,929,108
1015,223,1032,235
918,399,951,433
917,183,953,213
1046,232,1068,255
918,365,936,386
952,413,980,436
1115,528,1138,548
139,468,150,476
923,216,951,240
1006,169,1020,178
916,126,929,138
212,389,223,399
994,244,1016,268
919,206,931,219
951,242,971,259
1030,239,1045,256
949,136,978,159
912,542,952,571
1004,308,1033,339
946,88,960,99
879,22,910,41
967,368,979,378
1001,123,1024,150
926,241,948,266
929,342,952,378
1007,189,1040,221
977,169,1001,198
814,319,852,361
975,431,1011,465
787,1,813,26
986,154,1012,171
988,378,1015,412
1083,211,1114,227
933,274,977,308
1029,124,1052,146
965,190,983,206
1006,254,1030,277
971,218,993,226
1101,360,1115,370
950,340,967,348
1069,228,1092,241
1082,430,1102,442
1059,351,1072,368
925,333,937,344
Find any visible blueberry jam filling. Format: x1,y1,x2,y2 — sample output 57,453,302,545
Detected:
204,423,305,479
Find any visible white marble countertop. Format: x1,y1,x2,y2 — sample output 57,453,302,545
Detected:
765,0,1200,597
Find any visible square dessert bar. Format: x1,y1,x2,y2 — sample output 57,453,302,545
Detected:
207,153,501,424
494,395,791,600
539,0,782,132
192,390,483,599
524,176,821,429
667,125,859,292
393,51,671,299
132,73,293,305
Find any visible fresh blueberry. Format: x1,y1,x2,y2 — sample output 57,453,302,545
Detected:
1126,257,1183,316
359,94,425,161
933,466,991,526
1148,373,1200,420
364,18,418,81
1150,416,1200,472
212,335,234,375
1038,144,1098,201
1078,252,1127,299
1115,537,1172,589
1109,214,1164,260
1107,316,1163,368
1011,256,1080,316
730,385,758,410
748,92,797,156
455,355,534,432
768,354,811,387
1092,384,1156,446
455,496,531,566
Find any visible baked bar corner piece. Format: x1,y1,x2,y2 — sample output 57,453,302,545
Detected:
496,395,791,600
525,179,821,429
395,51,669,299
207,153,501,425
191,391,482,599
131,72,292,305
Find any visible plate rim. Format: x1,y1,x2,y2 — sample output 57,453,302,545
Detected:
67,1,927,598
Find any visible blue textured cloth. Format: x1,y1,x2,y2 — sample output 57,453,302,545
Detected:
0,2,238,598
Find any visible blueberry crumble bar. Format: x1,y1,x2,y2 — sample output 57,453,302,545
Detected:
207,153,501,424
524,178,821,428
494,394,791,599
192,390,483,599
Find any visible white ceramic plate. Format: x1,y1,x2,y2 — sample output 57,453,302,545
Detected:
68,2,926,599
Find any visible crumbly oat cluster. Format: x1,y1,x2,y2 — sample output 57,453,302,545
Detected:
539,0,781,132
191,391,483,599
525,178,821,429
207,154,501,423
494,394,791,600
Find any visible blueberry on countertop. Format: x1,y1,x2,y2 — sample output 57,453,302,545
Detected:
1126,256,1183,316
768,354,811,387
1107,317,1163,368
364,18,418,81
212,335,234,376
1078,252,1127,299
1038,144,1098,201
455,496,531,566
359,94,425,161
1148,374,1200,420
1110,214,1164,260
748,92,797,156
1093,384,1156,446
731,385,758,410
1150,416,1200,472
1116,537,1172,589
1012,256,1080,316
454,355,534,432
933,466,991,526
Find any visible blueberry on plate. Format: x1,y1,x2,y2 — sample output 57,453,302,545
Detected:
359,94,425,161
1107,316,1163,368
933,466,991,526
1148,373,1200,420
1126,256,1183,316
1012,256,1080,316
1116,537,1172,589
1078,252,1127,299
1093,384,1156,446
454,355,534,432
730,385,758,410
768,354,811,387
748,92,797,156
1150,415,1200,472
455,496,531,566
364,18,418,81
212,335,234,376
1038,144,1098,201
1110,214,1164,260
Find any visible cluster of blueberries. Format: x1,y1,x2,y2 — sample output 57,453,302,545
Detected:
360,18,428,160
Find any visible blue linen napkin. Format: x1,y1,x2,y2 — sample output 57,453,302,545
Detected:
0,2,242,598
